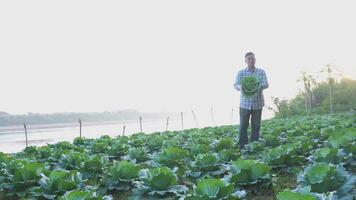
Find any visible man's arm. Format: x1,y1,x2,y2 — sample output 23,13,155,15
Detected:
260,70,269,90
233,71,242,91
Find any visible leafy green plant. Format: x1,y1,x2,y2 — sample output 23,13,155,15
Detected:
142,167,177,191
58,190,112,200
91,141,110,154
1,162,46,198
242,76,260,97
297,163,355,197
60,151,88,170
105,161,140,191
276,190,316,200
214,138,234,151
137,167,188,196
313,147,342,164
155,147,188,168
108,141,128,158
188,154,224,178
185,178,246,200
194,154,220,172
243,141,264,154
225,159,270,185
34,169,82,199
190,144,210,155
12,162,45,189
127,147,149,163
217,149,240,163
262,143,305,167
81,155,108,178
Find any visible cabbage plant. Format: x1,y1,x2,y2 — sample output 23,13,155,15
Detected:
58,190,112,200
105,161,140,191
185,178,246,200
262,143,305,167
297,163,355,198
312,147,343,164
155,147,188,168
277,190,316,200
137,167,188,196
225,159,270,185
241,76,260,97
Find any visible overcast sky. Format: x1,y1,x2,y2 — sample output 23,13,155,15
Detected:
0,0,355,116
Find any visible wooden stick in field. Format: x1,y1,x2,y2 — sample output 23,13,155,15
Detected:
140,116,142,133
165,116,169,131
122,124,126,136
24,123,28,148
191,110,199,128
231,108,234,124
79,118,82,138
181,112,184,130
211,106,215,126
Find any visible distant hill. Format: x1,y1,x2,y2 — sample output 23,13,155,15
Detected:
0,109,178,127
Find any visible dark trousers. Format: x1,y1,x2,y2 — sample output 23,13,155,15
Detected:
239,107,262,149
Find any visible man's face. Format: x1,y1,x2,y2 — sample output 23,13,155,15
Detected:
245,54,256,67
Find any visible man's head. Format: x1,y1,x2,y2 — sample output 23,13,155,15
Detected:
245,52,256,68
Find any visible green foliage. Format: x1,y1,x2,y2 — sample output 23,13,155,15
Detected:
109,161,140,181
12,162,45,189
262,143,305,167
314,147,341,164
105,161,140,191
58,190,110,200
277,190,316,200
141,167,177,191
273,78,356,117
227,159,270,185
0,112,355,199
127,147,149,162
185,178,245,200
242,76,260,97
155,147,188,168
193,154,220,172
215,138,234,151
297,163,355,194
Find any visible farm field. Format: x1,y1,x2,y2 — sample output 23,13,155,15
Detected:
0,112,355,200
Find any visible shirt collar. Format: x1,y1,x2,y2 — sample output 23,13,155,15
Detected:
245,66,257,72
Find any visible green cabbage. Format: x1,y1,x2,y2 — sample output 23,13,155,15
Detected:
228,159,270,185
241,76,260,97
277,190,316,200
109,161,140,181
185,178,246,200
142,167,177,191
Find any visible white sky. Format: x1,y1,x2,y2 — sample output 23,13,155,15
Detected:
1,0,355,116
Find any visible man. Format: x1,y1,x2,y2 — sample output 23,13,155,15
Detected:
233,52,269,149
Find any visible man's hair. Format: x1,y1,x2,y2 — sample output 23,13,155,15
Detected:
245,52,255,58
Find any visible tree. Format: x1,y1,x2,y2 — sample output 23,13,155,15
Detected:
320,64,334,113
297,72,317,115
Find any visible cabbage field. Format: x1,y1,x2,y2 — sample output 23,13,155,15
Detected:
0,112,355,200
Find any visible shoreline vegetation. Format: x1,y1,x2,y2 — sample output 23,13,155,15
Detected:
0,118,166,135
0,109,178,134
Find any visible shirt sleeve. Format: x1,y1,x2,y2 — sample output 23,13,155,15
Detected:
233,71,242,91
260,70,269,90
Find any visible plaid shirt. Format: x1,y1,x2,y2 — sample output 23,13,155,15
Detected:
233,67,269,110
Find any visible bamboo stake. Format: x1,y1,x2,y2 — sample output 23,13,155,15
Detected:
79,118,82,137
191,110,199,128
230,108,234,125
24,123,28,148
122,124,126,136
165,116,169,131
181,112,184,130
211,106,215,126
140,116,142,133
